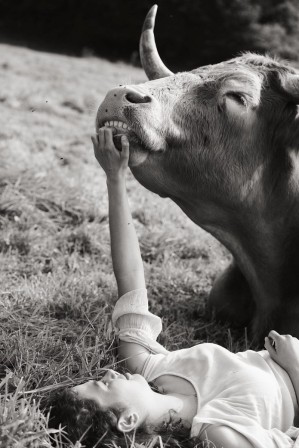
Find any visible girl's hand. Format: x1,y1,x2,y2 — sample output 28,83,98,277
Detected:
264,330,299,375
91,128,129,180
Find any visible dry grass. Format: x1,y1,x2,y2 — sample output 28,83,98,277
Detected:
0,43,252,447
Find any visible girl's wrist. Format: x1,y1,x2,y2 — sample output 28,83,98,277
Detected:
106,172,126,186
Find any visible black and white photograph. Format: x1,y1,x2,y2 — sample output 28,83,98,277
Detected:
1,1,299,447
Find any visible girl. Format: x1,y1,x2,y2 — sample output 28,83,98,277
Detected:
47,128,299,448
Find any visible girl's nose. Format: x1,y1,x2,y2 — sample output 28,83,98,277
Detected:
105,369,118,381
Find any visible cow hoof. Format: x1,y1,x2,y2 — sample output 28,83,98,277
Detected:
208,262,255,327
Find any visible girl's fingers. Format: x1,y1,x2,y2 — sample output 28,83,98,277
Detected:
269,330,280,338
104,127,115,149
121,135,129,158
92,134,100,159
264,337,276,352
98,129,105,149
267,330,281,352
268,330,280,348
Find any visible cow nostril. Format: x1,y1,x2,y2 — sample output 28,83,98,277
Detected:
125,92,152,104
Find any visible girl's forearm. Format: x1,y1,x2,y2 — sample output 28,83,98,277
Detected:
107,176,145,298
288,367,299,407
264,333,299,407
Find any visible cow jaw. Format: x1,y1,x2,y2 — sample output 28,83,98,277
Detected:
98,121,159,168
97,120,168,169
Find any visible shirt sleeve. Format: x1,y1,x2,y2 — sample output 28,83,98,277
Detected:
112,288,169,355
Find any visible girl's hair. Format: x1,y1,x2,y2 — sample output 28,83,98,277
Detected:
46,388,133,447
45,387,194,448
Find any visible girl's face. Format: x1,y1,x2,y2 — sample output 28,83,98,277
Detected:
72,369,154,423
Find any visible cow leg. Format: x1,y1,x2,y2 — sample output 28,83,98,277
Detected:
252,298,299,340
208,261,255,327
273,314,299,339
274,309,299,338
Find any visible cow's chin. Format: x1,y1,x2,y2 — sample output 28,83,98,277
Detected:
109,124,167,168
129,144,150,167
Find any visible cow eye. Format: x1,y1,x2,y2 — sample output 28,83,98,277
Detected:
226,92,247,107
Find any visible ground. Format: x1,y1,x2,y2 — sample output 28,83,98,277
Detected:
0,43,253,447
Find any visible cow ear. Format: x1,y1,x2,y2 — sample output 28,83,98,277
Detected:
279,73,299,103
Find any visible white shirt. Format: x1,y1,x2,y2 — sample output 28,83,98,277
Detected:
112,289,299,448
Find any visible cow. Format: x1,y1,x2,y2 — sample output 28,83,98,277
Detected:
96,5,299,342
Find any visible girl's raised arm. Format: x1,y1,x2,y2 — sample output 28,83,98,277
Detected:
92,128,145,297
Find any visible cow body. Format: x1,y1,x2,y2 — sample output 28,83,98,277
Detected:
96,7,299,341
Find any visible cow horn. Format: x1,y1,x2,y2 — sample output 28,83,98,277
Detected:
139,5,174,80
280,73,299,102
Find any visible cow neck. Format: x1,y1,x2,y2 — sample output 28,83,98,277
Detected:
205,217,281,304
174,195,299,305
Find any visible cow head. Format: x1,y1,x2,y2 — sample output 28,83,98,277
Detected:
97,6,299,226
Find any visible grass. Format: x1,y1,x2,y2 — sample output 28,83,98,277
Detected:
0,43,253,447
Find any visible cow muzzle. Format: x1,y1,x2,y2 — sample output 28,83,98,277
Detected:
97,86,154,127
97,86,161,154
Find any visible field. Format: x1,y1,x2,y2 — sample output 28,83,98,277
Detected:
0,43,252,447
